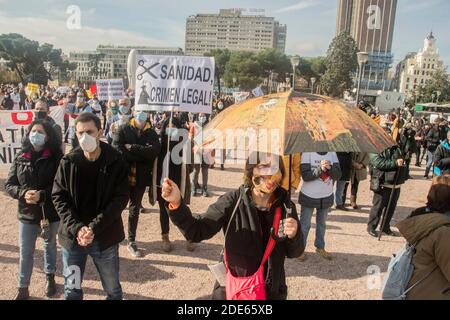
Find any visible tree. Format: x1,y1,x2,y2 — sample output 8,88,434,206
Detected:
88,53,106,80
321,32,358,97
0,33,75,85
294,57,327,89
223,51,262,90
205,49,231,95
422,68,450,103
256,49,291,82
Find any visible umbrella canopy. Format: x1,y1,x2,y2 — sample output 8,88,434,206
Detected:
201,90,396,155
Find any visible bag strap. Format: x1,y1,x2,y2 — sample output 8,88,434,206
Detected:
403,266,438,297
260,207,282,267
223,189,245,246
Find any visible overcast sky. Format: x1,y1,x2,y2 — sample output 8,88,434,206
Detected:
0,0,449,67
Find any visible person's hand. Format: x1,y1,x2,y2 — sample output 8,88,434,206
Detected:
125,144,132,151
77,227,94,247
290,188,297,195
396,159,405,167
320,160,330,172
161,178,182,207
24,190,38,204
283,218,298,239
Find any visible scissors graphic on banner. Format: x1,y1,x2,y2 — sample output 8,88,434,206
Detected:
137,60,160,80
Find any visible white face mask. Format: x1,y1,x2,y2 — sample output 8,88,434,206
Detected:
79,133,98,153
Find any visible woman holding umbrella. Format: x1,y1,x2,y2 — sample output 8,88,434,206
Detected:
161,152,304,300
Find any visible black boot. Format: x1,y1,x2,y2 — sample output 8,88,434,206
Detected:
45,274,56,297
14,287,29,300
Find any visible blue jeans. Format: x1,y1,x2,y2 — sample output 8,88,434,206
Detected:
299,206,330,250
18,221,59,288
425,150,434,177
62,242,122,300
335,181,348,206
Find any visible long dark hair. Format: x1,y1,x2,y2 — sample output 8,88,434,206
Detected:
23,119,63,159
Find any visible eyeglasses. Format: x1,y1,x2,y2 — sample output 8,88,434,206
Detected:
253,174,281,187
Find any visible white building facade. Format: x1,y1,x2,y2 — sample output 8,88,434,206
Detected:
398,32,444,96
69,46,183,83
185,9,287,56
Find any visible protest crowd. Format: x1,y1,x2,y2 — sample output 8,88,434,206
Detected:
0,80,449,301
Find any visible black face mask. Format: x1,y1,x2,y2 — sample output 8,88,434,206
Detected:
35,111,48,120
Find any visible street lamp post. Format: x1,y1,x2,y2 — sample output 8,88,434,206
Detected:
356,52,369,105
310,77,317,94
290,55,300,91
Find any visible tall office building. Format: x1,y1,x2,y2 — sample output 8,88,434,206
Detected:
337,0,398,92
185,9,287,56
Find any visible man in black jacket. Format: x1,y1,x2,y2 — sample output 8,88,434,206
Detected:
112,110,161,258
367,146,406,237
52,113,129,300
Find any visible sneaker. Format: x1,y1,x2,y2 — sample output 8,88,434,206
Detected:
162,234,173,253
14,287,29,300
335,204,348,211
202,188,209,197
127,242,143,258
316,248,332,260
186,241,196,252
298,253,307,262
220,164,225,171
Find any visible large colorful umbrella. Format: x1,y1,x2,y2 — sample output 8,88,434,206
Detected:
202,90,396,155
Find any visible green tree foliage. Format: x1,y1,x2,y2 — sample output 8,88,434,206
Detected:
205,49,231,94
0,33,75,85
422,68,450,103
321,32,358,97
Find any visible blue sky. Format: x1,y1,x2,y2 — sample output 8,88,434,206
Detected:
0,0,449,68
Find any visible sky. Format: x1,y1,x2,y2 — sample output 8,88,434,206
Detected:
0,0,449,68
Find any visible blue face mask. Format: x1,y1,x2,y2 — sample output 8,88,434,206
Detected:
119,105,128,115
30,132,46,148
136,112,148,123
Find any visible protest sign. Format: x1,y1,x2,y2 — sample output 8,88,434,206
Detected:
135,55,215,114
0,108,64,166
233,92,250,104
96,79,124,101
26,83,39,96
252,87,264,97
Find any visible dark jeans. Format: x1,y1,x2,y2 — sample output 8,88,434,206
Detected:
343,179,360,204
158,195,170,235
415,147,421,166
128,185,146,242
368,187,401,232
62,242,122,300
192,164,209,191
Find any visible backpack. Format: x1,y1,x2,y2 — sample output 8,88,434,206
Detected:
382,241,437,300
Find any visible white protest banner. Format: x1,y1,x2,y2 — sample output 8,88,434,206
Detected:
233,92,250,104
252,87,264,97
96,79,124,101
0,108,64,166
135,55,215,114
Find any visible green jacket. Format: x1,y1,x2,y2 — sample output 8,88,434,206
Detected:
369,146,406,186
